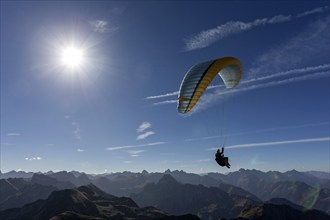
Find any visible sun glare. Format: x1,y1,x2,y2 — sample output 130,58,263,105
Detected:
61,47,84,68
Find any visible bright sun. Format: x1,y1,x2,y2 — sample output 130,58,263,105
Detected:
61,46,84,68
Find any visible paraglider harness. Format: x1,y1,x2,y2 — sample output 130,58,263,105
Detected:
215,147,231,168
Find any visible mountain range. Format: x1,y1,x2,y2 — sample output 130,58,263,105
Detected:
1,169,329,219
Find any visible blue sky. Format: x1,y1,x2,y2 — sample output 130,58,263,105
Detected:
1,1,329,174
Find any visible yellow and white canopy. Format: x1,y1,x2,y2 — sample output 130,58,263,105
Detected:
177,57,242,113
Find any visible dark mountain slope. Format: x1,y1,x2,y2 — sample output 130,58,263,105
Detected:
0,184,200,220
0,178,57,211
234,203,329,220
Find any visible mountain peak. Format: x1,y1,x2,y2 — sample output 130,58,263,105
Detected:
158,174,179,185
165,169,171,174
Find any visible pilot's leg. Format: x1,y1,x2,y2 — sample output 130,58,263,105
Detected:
224,158,230,168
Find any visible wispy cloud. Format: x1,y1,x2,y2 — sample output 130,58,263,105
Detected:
105,141,165,151
249,15,329,77
184,6,328,51
25,157,42,161
77,148,85,152
128,150,145,157
72,122,81,140
250,154,265,165
296,6,329,18
184,15,289,51
74,126,81,140
90,20,119,33
137,122,151,133
136,121,155,140
208,137,330,150
197,158,211,162
66,116,82,140
6,133,21,136
137,131,155,140
268,14,292,23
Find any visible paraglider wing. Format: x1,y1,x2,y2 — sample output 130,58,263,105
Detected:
177,57,242,114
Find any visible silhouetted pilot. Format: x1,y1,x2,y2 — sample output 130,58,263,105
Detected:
215,147,231,168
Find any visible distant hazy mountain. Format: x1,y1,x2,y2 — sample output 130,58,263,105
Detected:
206,169,330,214
218,182,261,202
94,172,153,196
207,169,328,188
0,170,35,179
131,174,260,219
259,181,330,214
306,171,330,181
0,174,79,211
48,171,92,186
31,173,75,189
163,169,221,187
0,184,200,220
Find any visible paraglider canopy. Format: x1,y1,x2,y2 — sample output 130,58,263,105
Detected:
177,57,242,114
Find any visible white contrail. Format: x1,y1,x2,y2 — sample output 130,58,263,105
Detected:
145,91,179,100
190,71,329,113
153,100,177,106
105,141,165,151
152,70,330,106
243,64,330,84
220,71,329,96
146,64,329,102
216,137,330,150
145,85,222,100
185,122,329,142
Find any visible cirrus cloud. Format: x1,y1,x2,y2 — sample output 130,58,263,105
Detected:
25,157,42,161
137,122,151,133
184,6,328,51
137,131,155,140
